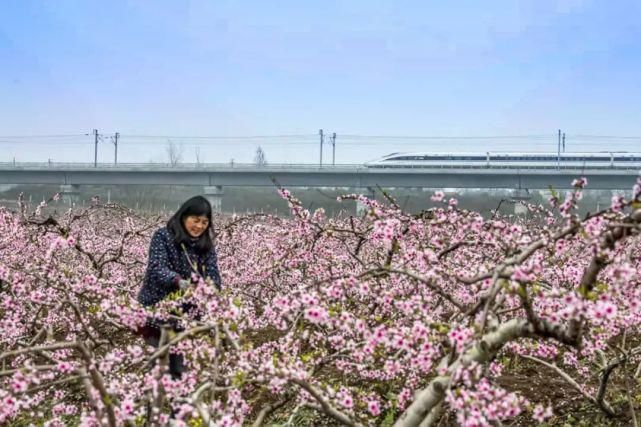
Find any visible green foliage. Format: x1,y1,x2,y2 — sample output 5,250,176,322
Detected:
232,370,247,387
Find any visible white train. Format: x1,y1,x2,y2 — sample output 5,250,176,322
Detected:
364,152,641,169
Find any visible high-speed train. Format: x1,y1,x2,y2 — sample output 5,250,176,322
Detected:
364,152,641,169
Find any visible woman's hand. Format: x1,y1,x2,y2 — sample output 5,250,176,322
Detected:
178,279,191,290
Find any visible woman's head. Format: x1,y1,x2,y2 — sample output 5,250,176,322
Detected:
167,196,214,252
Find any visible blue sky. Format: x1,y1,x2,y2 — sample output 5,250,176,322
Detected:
1,0,641,163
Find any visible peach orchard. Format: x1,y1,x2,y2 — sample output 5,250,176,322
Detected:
1,177,641,426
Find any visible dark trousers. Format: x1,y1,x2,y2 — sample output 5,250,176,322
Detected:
140,322,185,380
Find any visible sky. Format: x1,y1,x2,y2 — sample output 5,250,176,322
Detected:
1,0,641,164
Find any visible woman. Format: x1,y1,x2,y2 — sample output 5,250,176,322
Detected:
138,195,221,379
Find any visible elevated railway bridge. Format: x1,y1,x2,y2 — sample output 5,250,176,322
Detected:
0,162,638,212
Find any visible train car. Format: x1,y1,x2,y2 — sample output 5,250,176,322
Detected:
364,152,641,169
364,152,490,169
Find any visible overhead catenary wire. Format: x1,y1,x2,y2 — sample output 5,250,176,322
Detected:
338,134,552,140
570,135,641,139
3,132,641,139
120,134,316,139
0,134,87,138
2,133,641,151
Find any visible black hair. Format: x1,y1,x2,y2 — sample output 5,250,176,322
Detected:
167,195,213,253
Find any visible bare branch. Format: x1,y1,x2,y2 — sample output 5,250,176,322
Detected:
289,378,364,427
521,354,614,416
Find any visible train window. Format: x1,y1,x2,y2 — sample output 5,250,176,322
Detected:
377,154,640,164
448,154,641,162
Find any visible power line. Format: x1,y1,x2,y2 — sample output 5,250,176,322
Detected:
0,140,91,145
3,132,641,153
0,140,320,146
0,134,86,138
3,139,641,148
569,135,641,140
3,132,641,139
338,134,552,140
121,134,316,139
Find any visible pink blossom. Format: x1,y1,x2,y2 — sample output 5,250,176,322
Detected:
430,191,445,202
336,387,354,409
448,326,474,353
56,362,74,374
367,398,381,416
1,181,640,425
304,306,329,324
611,194,624,212
532,404,553,422
571,177,588,188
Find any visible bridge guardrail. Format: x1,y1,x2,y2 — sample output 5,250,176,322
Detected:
0,162,640,171
0,162,367,170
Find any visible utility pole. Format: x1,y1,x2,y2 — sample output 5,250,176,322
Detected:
319,129,324,167
331,132,337,166
562,132,566,153
93,129,99,168
557,129,561,170
112,132,120,165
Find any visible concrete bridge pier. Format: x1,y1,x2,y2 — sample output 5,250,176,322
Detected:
203,185,224,213
60,184,80,206
510,188,531,215
356,187,376,216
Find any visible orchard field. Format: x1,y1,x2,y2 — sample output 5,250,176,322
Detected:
2,179,641,427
